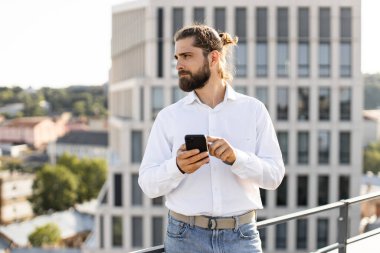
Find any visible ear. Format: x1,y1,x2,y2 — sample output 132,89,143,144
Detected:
208,50,220,67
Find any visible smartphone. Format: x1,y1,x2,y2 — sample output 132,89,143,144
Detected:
185,134,208,153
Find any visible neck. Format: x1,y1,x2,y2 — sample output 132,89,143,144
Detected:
194,76,226,108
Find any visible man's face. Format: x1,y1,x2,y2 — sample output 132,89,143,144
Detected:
174,37,211,92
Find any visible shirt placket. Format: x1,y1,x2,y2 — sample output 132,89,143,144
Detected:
208,108,222,215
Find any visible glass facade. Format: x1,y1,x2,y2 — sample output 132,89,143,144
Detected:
277,87,289,120
318,130,330,164
112,216,123,247
132,174,143,206
297,132,309,164
297,175,308,206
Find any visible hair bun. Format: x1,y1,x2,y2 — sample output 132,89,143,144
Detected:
219,32,238,46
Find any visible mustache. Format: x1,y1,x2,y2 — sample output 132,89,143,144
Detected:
178,70,191,76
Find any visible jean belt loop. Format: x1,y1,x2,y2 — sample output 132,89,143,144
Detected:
234,215,240,232
189,216,195,228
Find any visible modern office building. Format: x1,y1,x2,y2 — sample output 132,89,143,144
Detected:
86,0,363,252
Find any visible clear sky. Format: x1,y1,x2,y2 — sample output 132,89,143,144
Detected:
0,0,379,89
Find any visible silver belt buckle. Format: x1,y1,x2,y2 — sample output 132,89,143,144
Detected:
208,217,217,230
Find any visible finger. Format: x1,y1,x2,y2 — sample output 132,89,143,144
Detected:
214,144,229,157
209,139,225,156
207,136,219,142
178,144,186,151
177,149,200,159
187,156,210,173
187,151,209,165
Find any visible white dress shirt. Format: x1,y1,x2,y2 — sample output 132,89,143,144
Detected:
139,85,285,217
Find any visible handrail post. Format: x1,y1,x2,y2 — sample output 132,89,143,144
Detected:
338,201,349,253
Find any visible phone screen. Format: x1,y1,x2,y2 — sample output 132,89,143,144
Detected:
185,135,208,152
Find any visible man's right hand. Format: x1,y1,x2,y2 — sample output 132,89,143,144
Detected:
176,144,210,174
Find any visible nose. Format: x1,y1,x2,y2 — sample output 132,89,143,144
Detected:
176,59,183,71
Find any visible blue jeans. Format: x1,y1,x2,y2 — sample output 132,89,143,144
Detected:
164,214,262,253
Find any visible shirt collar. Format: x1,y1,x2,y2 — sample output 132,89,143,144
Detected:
183,84,237,105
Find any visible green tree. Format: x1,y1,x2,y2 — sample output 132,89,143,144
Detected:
29,165,78,215
28,223,61,247
76,158,107,202
363,141,380,174
57,153,107,203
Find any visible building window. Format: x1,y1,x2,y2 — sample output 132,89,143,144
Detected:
193,7,205,23
298,42,309,77
297,175,308,206
317,218,329,248
260,188,267,207
152,87,164,120
339,175,350,200
132,174,143,206
318,176,329,205
114,173,122,207
340,87,351,121
340,42,352,77
132,217,143,247
255,87,268,109
157,8,164,78
172,8,184,76
276,175,287,206
99,215,104,248
297,132,309,164
277,42,289,77
296,219,308,249
152,196,164,206
131,130,143,163
276,223,287,249
256,43,268,77
298,87,310,121
235,8,247,77
112,216,123,247
214,8,226,31
140,86,145,121
234,85,247,95
340,8,352,38
277,131,289,164
277,8,289,77
256,8,268,77
319,8,330,77
340,8,352,76
339,132,351,164
172,86,185,103
277,87,288,120
152,217,164,246
319,87,330,120
318,131,330,164
319,8,331,39
319,42,331,77
298,7,309,77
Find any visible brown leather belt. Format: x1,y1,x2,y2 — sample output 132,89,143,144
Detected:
169,210,256,230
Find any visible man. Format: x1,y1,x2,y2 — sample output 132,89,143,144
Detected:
139,24,285,253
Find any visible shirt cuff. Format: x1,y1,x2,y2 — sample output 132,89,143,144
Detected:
231,148,256,177
166,156,187,180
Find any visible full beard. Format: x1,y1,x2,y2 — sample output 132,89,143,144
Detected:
178,60,211,92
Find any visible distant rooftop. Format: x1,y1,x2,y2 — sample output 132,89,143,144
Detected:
56,131,108,147
1,117,51,128
0,209,93,247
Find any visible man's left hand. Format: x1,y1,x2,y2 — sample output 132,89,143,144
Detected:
207,136,236,165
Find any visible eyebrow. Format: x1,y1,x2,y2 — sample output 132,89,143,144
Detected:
174,52,192,60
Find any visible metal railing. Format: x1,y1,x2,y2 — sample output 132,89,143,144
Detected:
130,191,380,253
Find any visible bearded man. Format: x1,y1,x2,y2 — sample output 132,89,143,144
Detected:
139,24,285,253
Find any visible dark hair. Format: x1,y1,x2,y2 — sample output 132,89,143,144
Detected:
174,24,238,81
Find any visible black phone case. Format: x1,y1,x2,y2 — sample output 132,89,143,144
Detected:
185,135,208,152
